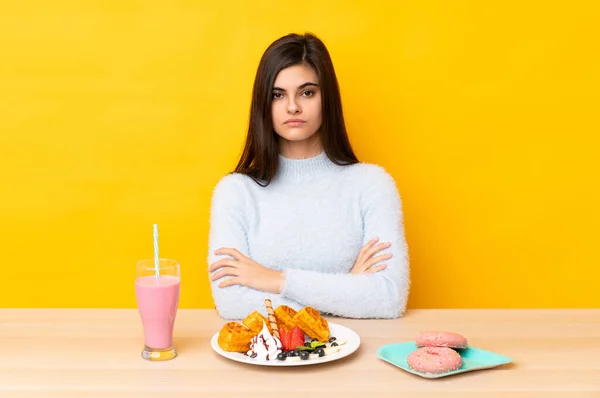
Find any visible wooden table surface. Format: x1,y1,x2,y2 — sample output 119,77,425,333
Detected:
1,309,599,397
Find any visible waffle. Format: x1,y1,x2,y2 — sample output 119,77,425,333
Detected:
242,311,272,335
217,321,255,353
293,306,330,342
274,305,297,331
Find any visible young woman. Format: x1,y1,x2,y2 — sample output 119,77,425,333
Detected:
207,32,410,320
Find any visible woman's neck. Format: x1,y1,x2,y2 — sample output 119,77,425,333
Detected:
278,135,323,159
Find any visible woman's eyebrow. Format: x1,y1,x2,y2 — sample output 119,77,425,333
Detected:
272,82,319,91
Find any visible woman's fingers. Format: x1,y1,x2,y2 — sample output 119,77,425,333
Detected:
363,252,393,270
364,264,387,274
363,241,391,261
214,248,245,261
210,267,239,281
356,237,379,264
218,276,242,288
208,258,236,272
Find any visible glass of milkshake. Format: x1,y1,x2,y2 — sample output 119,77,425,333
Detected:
135,258,180,361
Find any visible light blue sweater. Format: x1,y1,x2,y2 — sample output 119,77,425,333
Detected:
207,151,410,320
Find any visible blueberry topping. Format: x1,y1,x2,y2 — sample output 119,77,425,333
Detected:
277,352,286,361
328,337,337,343
315,348,325,357
331,342,339,347
300,351,309,360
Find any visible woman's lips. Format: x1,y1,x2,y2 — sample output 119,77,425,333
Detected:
285,120,306,127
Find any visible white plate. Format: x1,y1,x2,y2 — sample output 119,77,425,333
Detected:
211,322,360,367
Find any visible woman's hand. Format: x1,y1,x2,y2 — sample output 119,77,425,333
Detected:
209,248,284,294
350,237,392,274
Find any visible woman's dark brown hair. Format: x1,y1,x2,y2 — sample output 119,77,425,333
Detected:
234,32,359,186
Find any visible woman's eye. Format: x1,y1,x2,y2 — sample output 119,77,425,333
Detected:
302,90,314,97
272,92,283,99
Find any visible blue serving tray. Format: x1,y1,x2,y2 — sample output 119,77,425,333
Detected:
377,342,513,378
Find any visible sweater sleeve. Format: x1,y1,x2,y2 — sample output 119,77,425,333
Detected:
279,165,410,319
207,174,264,320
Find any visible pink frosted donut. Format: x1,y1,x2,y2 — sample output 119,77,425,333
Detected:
407,347,462,374
415,331,468,349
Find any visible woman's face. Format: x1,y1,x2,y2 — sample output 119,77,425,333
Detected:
271,64,322,150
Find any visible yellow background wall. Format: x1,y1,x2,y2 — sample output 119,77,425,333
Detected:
1,1,598,309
